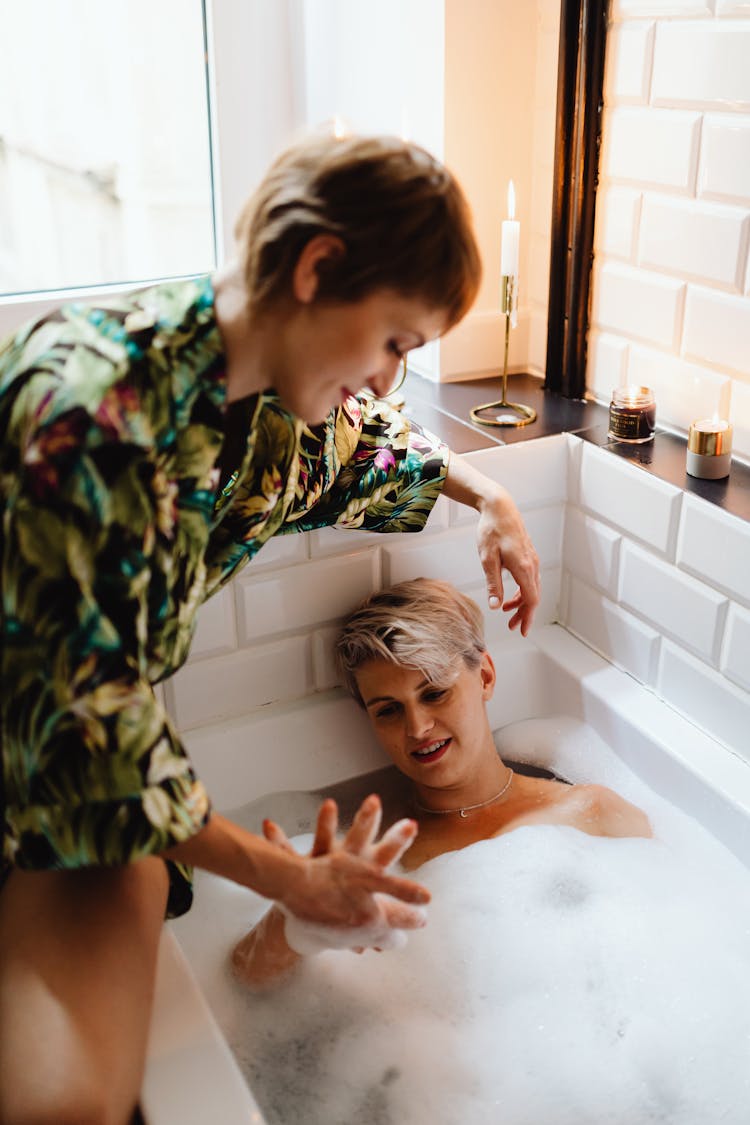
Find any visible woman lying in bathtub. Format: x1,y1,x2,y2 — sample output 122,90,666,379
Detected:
231,578,651,987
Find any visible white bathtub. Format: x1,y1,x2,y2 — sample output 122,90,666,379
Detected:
139,620,750,1124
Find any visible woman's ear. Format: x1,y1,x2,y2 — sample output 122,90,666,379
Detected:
292,234,346,303
479,651,496,701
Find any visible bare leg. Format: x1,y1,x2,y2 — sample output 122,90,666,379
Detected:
0,857,168,1125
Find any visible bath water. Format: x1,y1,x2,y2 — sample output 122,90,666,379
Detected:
170,718,750,1124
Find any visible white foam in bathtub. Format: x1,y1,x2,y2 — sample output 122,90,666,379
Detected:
170,719,750,1125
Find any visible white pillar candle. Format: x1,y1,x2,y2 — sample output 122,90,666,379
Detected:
500,180,520,277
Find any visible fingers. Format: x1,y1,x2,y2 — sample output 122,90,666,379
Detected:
502,589,523,611
484,551,540,635
365,869,431,906
484,562,505,612
502,588,537,636
310,799,339,857
371,819,417,869
475,490,541,634
262,819,296,854
512,603,535,636
344,794,382,854
379,897,428,931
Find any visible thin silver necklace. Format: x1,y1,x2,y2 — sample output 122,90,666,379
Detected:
414,768,513,819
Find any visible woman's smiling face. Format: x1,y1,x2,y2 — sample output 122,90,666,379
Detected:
354,653,497,790
274,288,447,424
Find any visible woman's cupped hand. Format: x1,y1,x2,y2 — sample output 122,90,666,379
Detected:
270,795,429,953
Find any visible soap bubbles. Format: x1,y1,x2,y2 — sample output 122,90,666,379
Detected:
172,718,750,1125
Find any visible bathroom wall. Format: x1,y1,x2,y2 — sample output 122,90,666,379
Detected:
561,436,750,760
164,437,750,784
589,1,750,460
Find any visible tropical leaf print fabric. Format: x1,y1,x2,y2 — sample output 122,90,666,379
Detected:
0,277,448,914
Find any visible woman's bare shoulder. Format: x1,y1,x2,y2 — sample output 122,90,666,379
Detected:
560,783,652,840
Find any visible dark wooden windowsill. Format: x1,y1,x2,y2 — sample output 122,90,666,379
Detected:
404,371,750,524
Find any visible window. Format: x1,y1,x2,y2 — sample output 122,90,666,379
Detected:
0,0,215,297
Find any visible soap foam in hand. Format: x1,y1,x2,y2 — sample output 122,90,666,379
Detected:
279,815,427,955
280,896,428,956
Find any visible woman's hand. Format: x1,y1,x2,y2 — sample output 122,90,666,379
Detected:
443,455,541,636
232,796,425,987
474,483,540,635
273,795,428,946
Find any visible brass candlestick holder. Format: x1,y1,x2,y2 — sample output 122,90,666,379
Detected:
469,275,537,428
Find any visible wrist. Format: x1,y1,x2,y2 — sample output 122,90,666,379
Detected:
251,842,306,904
474,481,508,516
444,453,505,513
164,812,307,902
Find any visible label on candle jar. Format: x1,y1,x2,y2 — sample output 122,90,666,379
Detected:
608,409,654,440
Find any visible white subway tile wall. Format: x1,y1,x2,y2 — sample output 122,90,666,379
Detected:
626,346,733,433
601,108,701,191
591,262,686,349
676,493,750,600
565,574,660,685
604,22,655,103
594,187,642,259
165,638,311,730
563,507,621,596
659,642,750,759
168,439,750,765
682,286,750,378
562,439,749,756
611,1,712,15
618,539,727,662
591,7,750,459
723,604,750,693
651,22,750,110
699,116,750,203
578,441,682,553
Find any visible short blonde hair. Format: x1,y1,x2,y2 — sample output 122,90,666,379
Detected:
336,578,486,706
234,133,481,326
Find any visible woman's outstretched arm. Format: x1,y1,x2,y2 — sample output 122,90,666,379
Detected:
229,796,423,990
164,797,426,931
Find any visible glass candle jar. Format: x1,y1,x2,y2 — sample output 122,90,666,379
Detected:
608,386,656,443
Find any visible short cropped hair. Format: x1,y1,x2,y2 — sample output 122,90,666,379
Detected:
336,578,486,706
234,133,481,326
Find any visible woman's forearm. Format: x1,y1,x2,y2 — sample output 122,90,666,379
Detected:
164,812,303,901
231,905,301,990
163,808,430,928
442,453,506,510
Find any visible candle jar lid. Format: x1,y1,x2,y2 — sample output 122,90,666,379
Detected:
611,386,655,409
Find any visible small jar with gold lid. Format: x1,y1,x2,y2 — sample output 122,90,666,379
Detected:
686,419,733,480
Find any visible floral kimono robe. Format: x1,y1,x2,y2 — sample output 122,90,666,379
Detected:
0,277,448,913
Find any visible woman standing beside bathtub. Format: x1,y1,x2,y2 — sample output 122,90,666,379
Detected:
0,134,539,1124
